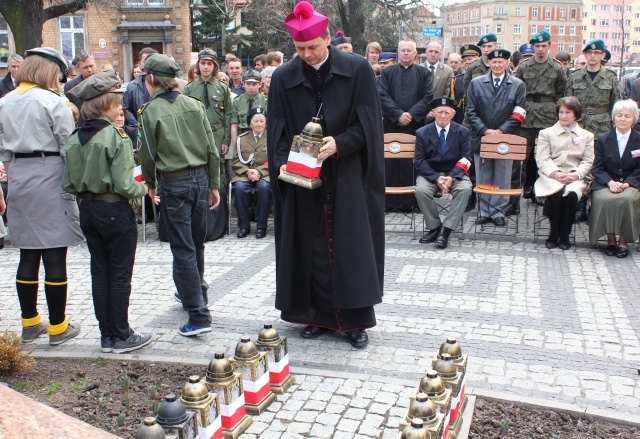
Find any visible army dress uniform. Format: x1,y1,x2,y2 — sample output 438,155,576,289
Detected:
138,54,220,335
514,30,567,194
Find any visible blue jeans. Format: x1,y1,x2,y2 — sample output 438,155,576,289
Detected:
79,200,136,341
233,179,271,229
158,170,211,327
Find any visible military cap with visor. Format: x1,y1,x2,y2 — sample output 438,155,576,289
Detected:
247,106,266,125
68,69,124,101
583,39,606,52
487,49,511,60
460,44,481,58
142,54,179,78
379,52,397,63
477,33,497,46
24,47,70,83
530,30,551,44
519,44,535,56
430,97,457,111
198,48,217,61
243,69,262,83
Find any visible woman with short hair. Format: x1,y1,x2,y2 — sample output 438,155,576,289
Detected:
589,99,640,258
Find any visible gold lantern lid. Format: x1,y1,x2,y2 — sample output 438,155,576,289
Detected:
434,353,457,379
419,370,446,397
182,375,209,403
438,337,462,360
401,418,426,439
136,417,166,439
301,117,323,142
258,324,280,343
408,392,437,423
234,336,260,361
205,353,235,383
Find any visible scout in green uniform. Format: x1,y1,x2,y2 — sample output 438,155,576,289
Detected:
138,54,220,337
511,30,567,210
183,49,232,169
230,69,267,141
566,39,620,222
231,106,271,239
62,69,151,354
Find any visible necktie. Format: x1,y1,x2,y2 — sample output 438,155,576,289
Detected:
440,128,446,157
248,97,254,112
203,81,210,109
494,77,500,91
430,65,435,79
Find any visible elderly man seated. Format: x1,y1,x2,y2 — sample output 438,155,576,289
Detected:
415,97,472,248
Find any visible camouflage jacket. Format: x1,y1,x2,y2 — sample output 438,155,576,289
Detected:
565,67,619,136
515,57,567,129
463,58,490,91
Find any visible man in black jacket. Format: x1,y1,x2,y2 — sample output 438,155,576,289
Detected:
0,54,22,98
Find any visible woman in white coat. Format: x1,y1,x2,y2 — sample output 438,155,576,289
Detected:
535,96,594,250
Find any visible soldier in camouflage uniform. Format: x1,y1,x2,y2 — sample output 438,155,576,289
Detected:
565,39,620,221
508,31,567,215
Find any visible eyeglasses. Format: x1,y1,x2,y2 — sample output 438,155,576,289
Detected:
585,50,603,56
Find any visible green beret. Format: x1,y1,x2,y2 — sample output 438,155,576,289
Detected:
243,69,262,82
583,39,605,52
460,44,481,58
477,33,497,46
198,48,217,61
530,30,551,44
143,54,179,78
68,69,123,101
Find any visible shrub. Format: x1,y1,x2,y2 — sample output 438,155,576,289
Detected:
0,331,36,377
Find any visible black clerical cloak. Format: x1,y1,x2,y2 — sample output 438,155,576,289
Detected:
267,46,385,314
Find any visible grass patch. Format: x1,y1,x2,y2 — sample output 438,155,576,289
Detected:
44,382,62,395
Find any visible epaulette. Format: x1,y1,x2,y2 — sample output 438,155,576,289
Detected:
550,57,563,66
137,102,149,115
187,95,202,103
115,127,129,139
49,88,64,96
238,131,249,137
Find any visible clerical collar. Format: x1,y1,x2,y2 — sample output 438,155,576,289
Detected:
309,51,330,71
401,63,413,69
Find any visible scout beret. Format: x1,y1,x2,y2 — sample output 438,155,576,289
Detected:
331,30,351,46
24,47,70,83
247,106,266,125
430,97,457,111
143,54,179,78
285,1,329,42
487,49,511,60
583,39,605,52
477,33,497,46
460,44,481,58
198,48,217,61
68,69,123,101
519,44,535,56
243,69,262,83
603,49,611,63
530,30,551,44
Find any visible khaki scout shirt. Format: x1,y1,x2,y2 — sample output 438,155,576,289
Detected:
183,76,232,148
231,92,268,133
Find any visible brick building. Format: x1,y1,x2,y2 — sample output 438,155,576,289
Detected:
442,0,583,60
1,0,192,80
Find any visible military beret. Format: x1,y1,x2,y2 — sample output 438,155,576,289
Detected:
477,33,497,46
583,39,605,52
487,49,511,60
243,69,262,83
603,49,611,62
198,48,217,61
247,106,266,125
430,97,457,111
25,47,70,83
460,44,481,58
530,30,551,44
331,30,351,46
519,44,535,56
68,69,123,101
142,54,179,78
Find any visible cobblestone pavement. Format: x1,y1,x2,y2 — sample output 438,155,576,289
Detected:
1,200,639,437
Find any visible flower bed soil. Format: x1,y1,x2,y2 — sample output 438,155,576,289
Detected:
2,358,639,438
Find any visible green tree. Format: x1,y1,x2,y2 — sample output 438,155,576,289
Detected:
0,0,88,55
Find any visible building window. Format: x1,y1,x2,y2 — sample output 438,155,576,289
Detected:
498,42,502,49
497,7,504,15
612,46,620,53
558,43,564,52
485,25,490,34
634,41,640,46
59,15,85,60
513,24,521,35
569,26,575,36
613,32,622,40
532,7,538,18
545,25,550,31
570,9,577,19
531,25,537,34
513,42,520,52
463,11,467,21
613,19,622,26
545,8,551,18
600,32,609,39
615,5,623,12
496,24,503,34
560,8,566,18
515,7,521,16
600,19,609,26
591,19,596,26
591,5,597,12
477,26,482,35
463,27,467,36
569,44,574,54
600,5,610,12
626,20,632,26
0,17,9,64
559,26,565,36
590,32,596,39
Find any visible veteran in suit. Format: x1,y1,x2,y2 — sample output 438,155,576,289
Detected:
589,100,640,258
535,97,594,250
415,97,472,249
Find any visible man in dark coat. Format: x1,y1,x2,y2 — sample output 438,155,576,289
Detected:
0,54,22,98
379,39,433,209
267,1,385,348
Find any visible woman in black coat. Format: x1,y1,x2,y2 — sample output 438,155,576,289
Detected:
589,100,640,258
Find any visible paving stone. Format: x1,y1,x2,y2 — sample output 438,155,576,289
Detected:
336,418,361,433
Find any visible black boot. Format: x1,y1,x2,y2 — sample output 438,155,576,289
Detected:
504,196,520,216
574,197,588,223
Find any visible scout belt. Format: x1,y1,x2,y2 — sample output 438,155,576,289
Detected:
584,107,608,115
160,165,206,179
526,95,555,103
80,192,128,202
14,151,60,158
